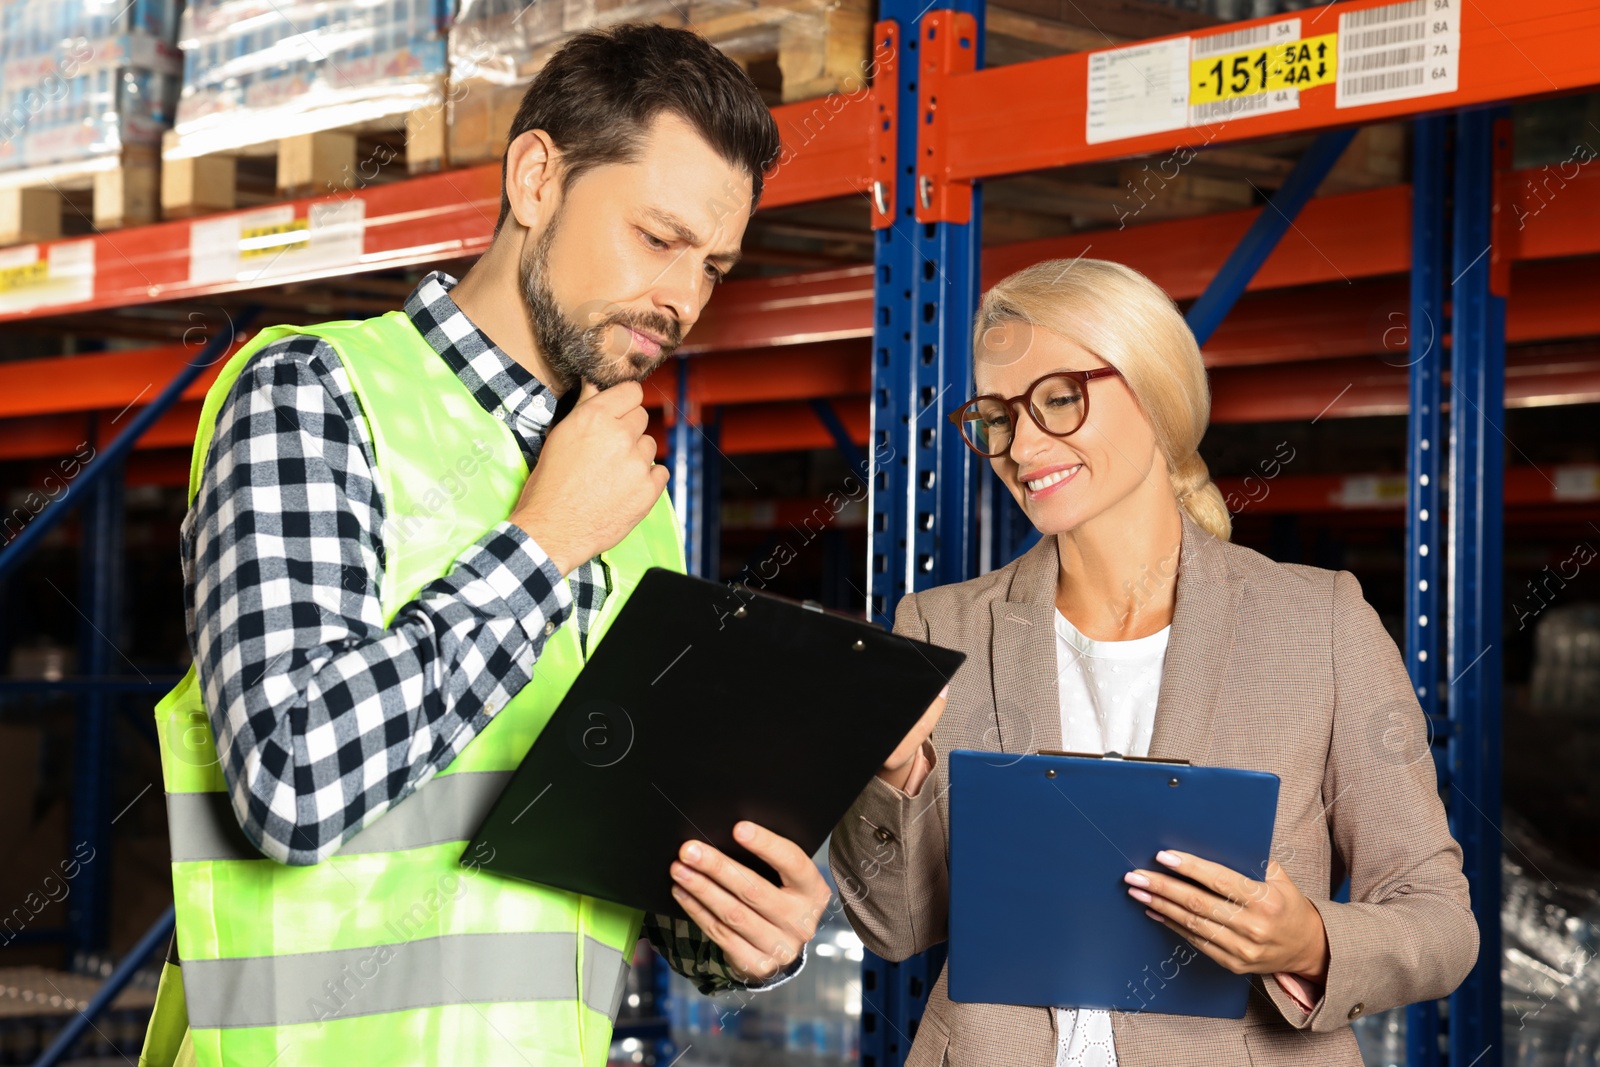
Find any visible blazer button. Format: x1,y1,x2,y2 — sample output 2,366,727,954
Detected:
873,827,894,844
1348,1003,1364,1020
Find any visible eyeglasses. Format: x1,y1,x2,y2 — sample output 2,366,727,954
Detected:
946,367,1123,458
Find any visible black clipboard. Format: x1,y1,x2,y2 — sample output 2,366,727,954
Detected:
467,567,965,917
947,748,1280,1018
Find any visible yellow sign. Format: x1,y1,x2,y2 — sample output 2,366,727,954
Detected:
1191,33,1337,106
0,258,49,291
240,218,311,259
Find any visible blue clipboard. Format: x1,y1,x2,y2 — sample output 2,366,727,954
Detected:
947,748,1280,1019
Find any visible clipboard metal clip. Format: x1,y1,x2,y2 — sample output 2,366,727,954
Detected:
1035,748,1192,766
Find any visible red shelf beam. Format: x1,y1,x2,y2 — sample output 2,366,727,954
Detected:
8,342,1599,469
925,0,1600,192
1216,465,1600,514
2,0,1596,324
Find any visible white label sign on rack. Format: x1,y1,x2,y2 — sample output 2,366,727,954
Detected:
0,240,94,315
1190,17,1312,126
190,199,367,286
1085,37,1192,144
1336,0,1460,108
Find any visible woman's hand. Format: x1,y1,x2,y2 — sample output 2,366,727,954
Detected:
1123,850,1330,983
876,683,949,792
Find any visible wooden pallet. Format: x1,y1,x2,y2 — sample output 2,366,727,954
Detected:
446,0,873,167
159,96,450,220
0,145,159,247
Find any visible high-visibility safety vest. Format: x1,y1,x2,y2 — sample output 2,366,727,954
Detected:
139,310,686,1067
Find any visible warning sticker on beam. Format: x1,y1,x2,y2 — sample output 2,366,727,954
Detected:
0,240,94,315
1188,19,1337,125
190,200,366,286
1335,0,1459,108
1085,36,1192,144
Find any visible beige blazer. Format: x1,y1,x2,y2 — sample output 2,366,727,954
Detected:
830,509,1478,1066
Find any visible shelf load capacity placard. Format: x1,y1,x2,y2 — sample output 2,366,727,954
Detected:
0,241,94,315
1086,0,1462,143
189,200,366,286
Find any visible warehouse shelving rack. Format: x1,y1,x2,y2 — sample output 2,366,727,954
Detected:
1,0,1598,1063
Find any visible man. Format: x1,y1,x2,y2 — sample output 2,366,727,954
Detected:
141,24,838,1067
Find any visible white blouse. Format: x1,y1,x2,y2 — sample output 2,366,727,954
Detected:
1052,607,1172,1067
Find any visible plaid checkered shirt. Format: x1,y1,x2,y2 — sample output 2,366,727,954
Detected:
180,269,803,994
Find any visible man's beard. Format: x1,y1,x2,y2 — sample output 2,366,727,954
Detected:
520,210,681,389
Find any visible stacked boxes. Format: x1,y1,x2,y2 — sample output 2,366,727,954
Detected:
0,0,182,171
446,0,873,166
166,0,452,159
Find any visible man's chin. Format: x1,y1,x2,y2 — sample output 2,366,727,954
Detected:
591,352,671,387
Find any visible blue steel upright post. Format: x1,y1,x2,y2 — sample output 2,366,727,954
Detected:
669,359,707,576
861,5,983,1067
69,455,123,953
1448,106,1508,1067
1405,114,1448,1067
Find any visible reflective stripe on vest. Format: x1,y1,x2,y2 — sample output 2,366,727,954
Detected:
165,771,512,863
144,312,686,1067
181,933,630,1028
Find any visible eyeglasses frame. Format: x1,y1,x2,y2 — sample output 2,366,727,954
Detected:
946,367,1124,458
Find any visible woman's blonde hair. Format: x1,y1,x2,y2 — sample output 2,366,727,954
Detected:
971,257,1231,542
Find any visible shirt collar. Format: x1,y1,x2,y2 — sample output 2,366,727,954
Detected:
403,269,558,453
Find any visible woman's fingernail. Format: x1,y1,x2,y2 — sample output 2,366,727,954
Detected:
1156,850,1181,868
1123,872,1150,888
1145,909,1164,922
1127,887,1153,904
939,683,950,699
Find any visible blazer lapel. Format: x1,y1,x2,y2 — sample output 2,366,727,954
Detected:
1146,510,1245,765
988,534,1063,756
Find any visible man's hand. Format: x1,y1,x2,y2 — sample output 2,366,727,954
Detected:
510,379,669,575
876,683,949,793
668,821,833,984
1124,850,1331,983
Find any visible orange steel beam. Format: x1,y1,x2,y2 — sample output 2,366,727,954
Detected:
1215,465,1600,513
1209,345,1600,422
0,344,237,419
12,342,1600,466
6,257,1600,431
922,0,1600,196
0,64,886,325
689,165,1600,352
1,0,1595,323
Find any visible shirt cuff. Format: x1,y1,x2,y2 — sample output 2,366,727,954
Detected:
454,520,574,648
899,739,937,797
1273,971,1323,1014
739,944,807,991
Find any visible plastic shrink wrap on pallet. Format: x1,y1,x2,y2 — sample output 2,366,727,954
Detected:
445,0,871,167
1499,814,1600,1066
0,0,181,171
164,0,451,160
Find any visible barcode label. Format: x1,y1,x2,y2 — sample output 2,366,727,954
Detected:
1345,67,1426,95
1342,45,1426,73
1345,22,1427,50
1336,0,1458,107
1191,18,1300,59
1343,0,1425,28
1189,88,1298,126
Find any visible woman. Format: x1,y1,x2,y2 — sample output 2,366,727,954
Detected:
829,258,1477,1066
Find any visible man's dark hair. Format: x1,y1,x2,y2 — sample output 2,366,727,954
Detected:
493,23,782,236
